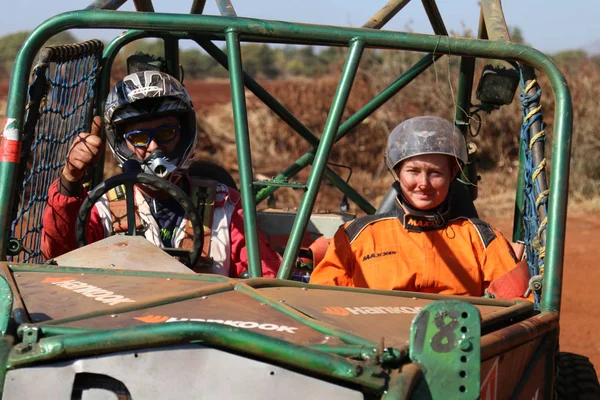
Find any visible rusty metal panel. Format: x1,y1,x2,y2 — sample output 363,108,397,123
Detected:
14,271,221,322
53,235,194,274
480,337,546,399
258,287,507,347
57,291,341,345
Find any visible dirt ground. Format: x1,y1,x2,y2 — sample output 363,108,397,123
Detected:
2,78,599,376
486,213,600,376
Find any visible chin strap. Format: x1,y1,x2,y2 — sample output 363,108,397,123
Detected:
395,191,451,232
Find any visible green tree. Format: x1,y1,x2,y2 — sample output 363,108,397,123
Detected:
180,49,220,79
509,26,525,45
552,49,588,64
241,43,279,79
0,30,78,74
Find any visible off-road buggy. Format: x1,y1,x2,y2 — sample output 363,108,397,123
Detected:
0,0,598,398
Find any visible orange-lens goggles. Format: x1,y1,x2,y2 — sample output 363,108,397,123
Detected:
124,125,180,147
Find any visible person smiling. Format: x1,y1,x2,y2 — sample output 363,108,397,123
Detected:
309,116,523,297
41,71,281,278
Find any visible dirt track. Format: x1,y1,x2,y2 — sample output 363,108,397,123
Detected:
487,213,600,376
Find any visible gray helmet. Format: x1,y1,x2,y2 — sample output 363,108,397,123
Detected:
104,71,197,179
385,116,467,172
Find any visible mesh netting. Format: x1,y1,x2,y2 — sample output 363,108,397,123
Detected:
9,40,104,263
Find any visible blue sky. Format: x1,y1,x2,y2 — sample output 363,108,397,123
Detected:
2,0,599,54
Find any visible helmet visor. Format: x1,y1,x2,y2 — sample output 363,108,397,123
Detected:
124,124,180,147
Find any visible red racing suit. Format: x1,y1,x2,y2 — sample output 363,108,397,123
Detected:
41,174,281,278
309,203,518,296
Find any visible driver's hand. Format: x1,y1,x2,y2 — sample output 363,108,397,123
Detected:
62,116,103,183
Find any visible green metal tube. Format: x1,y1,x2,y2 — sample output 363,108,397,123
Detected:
9,263,230,282
0,19,41,260
132,0,154,12
308,344,409,365
225,29,262,278
454,57,478,200
243,278,532,310
3,11,573,61
0,162,18,260
254,152,315,202
164,36,181,80
190,0,207,14
7,322,386,390
454,57,475,137
235,282,376,346
422,0,448,36
308,344,378,359
19,325,97,338
382,364,423,400
278,39,365,279
541,84,571,313
0,277,13,336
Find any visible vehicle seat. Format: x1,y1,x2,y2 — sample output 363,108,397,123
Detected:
376,180,478,218
188,161,238,190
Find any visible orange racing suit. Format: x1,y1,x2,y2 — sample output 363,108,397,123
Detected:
309,203,518,296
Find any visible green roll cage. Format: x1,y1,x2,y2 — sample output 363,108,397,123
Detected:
0,0,571,316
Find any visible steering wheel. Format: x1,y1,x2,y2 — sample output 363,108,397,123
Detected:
76,161,204,267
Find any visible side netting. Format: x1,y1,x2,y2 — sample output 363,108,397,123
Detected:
519,70,549,309
10,39,104,263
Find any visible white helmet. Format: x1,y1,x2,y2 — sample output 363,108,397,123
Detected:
385,116,467,173
104,71,197,178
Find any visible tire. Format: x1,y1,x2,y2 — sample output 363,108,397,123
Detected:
555,352,600,400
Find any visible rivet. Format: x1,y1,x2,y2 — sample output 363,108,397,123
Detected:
459,339,472,352
15,342,31,354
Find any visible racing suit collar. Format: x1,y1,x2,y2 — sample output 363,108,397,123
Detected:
394,191,451,232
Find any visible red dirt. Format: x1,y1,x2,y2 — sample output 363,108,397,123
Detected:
487,213,600,376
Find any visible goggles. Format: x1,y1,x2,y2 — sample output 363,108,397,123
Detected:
124,124,180,147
